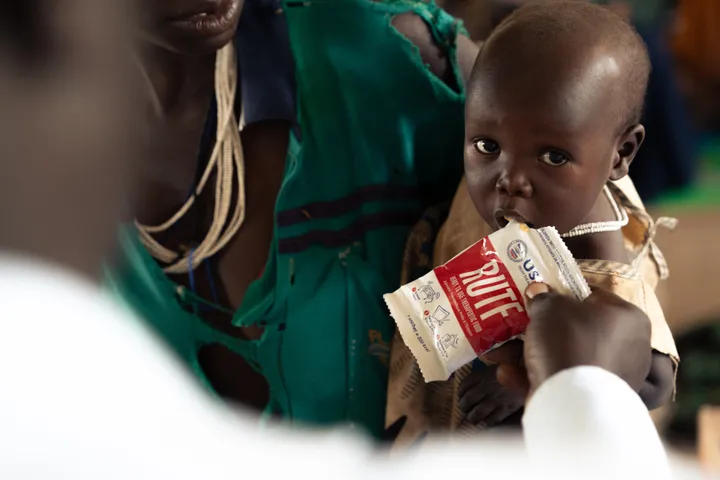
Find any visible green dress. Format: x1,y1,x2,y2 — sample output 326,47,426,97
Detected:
106,0,467,439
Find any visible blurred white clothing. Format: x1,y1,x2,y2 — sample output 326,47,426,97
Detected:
0,254,695,479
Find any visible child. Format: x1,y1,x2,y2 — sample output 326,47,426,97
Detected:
386,0,679,446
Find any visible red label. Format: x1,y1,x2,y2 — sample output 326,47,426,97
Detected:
434,238,528,355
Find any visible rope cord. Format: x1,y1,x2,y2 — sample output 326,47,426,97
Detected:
135,42,246,274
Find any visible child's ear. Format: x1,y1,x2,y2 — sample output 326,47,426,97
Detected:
609,124,645,181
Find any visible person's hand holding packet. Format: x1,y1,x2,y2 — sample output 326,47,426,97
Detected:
492,282,653,397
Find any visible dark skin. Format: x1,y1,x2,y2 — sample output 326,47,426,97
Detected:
509,282,656,397
134,1,479,411
458,36,673,426
458,364,524,427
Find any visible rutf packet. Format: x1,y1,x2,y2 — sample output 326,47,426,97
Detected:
384,221,591,382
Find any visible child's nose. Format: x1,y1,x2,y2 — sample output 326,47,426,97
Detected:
496,166,532,198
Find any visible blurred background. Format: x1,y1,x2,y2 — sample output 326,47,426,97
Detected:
440,0,720,456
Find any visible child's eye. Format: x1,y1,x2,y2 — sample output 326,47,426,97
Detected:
473,139,500,155
538,151,570,166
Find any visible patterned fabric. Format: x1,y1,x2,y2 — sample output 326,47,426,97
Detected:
385,176,679,448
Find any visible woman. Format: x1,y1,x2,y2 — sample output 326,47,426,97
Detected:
106,0,477,439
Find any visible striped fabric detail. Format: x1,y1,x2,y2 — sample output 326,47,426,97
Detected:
276,184,419,227
277,209,419,254
275,184,423,254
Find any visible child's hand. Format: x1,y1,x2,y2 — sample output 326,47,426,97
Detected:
458,365,525,427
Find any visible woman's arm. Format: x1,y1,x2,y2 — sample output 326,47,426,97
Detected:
639,351,675,410
391,12,479,87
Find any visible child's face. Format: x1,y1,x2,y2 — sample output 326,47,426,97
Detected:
464,66,622,234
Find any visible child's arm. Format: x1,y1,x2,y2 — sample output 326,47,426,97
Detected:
458,364,525,427
638,351,675,410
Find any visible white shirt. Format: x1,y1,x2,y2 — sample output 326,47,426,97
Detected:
0,254,692,479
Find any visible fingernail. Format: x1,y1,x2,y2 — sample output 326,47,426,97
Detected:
525,282,549,299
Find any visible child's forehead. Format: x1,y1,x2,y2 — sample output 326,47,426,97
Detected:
467,51,624,131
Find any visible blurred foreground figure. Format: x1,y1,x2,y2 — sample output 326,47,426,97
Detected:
0,0,693,479
0,0,136,274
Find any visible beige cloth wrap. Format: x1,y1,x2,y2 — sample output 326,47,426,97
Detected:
386,176,679,448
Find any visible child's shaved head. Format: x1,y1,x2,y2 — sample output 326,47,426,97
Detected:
464,1,652,238
471,0,650,132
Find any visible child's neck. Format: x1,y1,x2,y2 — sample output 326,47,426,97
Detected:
562,187,629,264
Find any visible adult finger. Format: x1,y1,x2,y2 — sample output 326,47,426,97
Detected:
524,281,552,300
523,282,572,312
523,282,576,328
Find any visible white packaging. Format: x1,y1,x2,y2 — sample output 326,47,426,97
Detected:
384,221,590,382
